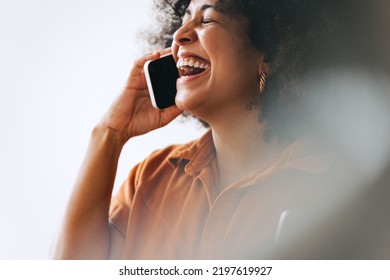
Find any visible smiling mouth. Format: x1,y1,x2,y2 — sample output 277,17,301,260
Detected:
177,57,210,77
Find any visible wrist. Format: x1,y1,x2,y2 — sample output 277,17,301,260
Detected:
91,124,128,152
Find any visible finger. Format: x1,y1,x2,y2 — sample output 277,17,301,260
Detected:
130,52,160,76
158,47,172,57
133,48,172,71
160,106,183,126
133,48,172,69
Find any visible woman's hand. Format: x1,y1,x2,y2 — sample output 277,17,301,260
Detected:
100,49,182,142
54,49,183,259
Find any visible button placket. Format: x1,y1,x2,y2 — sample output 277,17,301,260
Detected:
196,189,241,259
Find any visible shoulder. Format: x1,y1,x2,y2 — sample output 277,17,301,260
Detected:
112,135,204,207
132,130,214,185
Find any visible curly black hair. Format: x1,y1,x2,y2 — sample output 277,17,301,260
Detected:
149,0,390,143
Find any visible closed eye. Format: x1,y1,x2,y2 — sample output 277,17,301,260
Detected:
201,18,215,24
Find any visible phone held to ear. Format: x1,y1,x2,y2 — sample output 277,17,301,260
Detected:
144,54,179,110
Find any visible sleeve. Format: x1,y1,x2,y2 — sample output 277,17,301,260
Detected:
109,161,142,239
107,145,177,237
107,144,182,258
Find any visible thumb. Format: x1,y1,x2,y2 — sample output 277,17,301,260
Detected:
160,106,183,126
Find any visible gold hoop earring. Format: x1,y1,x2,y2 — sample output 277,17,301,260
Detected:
260,72,267,94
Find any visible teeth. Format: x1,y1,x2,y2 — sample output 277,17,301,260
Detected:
176,58,210,70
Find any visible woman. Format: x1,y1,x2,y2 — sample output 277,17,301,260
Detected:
54,0,390,259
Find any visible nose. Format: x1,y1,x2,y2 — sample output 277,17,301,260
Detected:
173,21,197,46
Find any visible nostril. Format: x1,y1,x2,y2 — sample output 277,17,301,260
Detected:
179,38,191,43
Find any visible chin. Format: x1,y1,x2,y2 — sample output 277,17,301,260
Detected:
175,89,201,111
175,87,217,120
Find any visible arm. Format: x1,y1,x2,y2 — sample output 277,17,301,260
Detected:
53,50,182,259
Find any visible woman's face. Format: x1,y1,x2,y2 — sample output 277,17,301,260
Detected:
172,0,263,122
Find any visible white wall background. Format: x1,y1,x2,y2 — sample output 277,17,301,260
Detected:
0,0,204,259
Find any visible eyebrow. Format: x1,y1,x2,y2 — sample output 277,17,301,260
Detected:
185,4,216,15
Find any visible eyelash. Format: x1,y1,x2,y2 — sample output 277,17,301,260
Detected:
181,15,217,26
201,18,215,24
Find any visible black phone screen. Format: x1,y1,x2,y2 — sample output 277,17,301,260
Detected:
145,54,179,109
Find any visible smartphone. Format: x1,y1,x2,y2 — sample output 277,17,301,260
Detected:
144,54,179,109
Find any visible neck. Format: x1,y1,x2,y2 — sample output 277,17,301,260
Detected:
209,109,283,191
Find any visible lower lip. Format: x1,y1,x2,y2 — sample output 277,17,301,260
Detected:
177,69,210,84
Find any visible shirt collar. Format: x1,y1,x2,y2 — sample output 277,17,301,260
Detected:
168,130,216,177
228,138,335,189
168,130,334,182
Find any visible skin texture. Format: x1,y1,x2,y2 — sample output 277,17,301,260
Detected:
53,0,288,259
53,51,182,259
172,0,264,122
54,0,390,260
171,0,280,190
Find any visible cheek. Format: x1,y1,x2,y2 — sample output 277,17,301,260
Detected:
214,58,260,97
